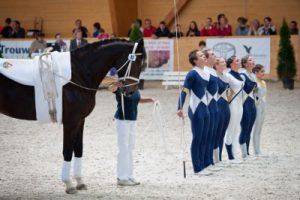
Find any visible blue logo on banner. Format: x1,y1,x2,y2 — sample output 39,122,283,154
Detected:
0,44,29,55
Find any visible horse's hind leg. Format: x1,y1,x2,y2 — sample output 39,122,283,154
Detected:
73,120,87,190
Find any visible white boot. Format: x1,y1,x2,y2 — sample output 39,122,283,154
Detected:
62,161,77,194
74,157,87,190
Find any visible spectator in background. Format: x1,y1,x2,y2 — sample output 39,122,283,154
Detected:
198,40,206,50
201,17,217,36
235,17,249,36
169,24,183,38
29,32,47,57
9,20,25,38
1,18,12,38
93,22,105,38
289,21,298,35
248,19,260,36
70,30,88,51
72,19,88,38
143,19,156,37
217,14,232,36
186,21,201,37
54,33,67,51
258,17,276,35
153,21,170,38
128,19,143,37
97,32,110,40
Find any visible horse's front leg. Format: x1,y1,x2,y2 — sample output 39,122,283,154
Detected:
73,119,87,190
61,120,85,194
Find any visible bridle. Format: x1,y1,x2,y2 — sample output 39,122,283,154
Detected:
116,42,143,91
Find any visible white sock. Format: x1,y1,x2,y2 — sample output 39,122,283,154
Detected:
74,157,82,178
62,161,71,183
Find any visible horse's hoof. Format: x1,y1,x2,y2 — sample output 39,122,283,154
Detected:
65,187,78,194
76,184,87,190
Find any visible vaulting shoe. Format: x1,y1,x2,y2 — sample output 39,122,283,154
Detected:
229,159,243,164
129,178,140,185
207,164,222,172
195,169,213,176
117,179,137,186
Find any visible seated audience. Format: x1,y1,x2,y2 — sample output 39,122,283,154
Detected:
93,22,105,38
54,33,67,51
248,19,260,35
186,21,201,36
216,14,232,36
72,19,88,38
70,30,88,51
169,24,183,38
153,21,170,38
201,17,217,36
258,17,276,35
29,32,47,57
235,17,249,35
143,19,156,37
1,18,12,38
289,21,298,35
9,20,25,38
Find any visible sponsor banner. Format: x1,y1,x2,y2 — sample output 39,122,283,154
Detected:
140,39,174,80
0,40,70,59
206,37,271,73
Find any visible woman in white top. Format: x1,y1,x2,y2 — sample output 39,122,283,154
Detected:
224,56,244,164
252,64,267,156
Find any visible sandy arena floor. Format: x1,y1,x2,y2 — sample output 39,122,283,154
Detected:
0,81,300,200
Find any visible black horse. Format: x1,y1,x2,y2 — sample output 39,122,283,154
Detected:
0,38,146,194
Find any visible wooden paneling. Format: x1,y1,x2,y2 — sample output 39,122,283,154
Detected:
0,0,112,37
137,0,173,28
109,0,137,36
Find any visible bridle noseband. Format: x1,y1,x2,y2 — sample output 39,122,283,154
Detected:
116,42,143,91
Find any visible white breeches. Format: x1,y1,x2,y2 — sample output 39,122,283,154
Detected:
225,99,243,157
252,101,265,155
116,119,136,180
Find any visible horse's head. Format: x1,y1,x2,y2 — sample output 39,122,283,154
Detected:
116,39,146,97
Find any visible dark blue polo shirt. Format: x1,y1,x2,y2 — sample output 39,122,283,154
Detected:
114,90,141,121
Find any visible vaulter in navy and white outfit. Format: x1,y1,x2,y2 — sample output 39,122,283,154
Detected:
177,50,212,176
239,55,257,159
252,64,267,156
203,49,221,171
224,56,244,164
214,57,231,164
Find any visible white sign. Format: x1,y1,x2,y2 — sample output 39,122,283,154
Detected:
140,39,174,80
206,37,271,73
0,40,70,59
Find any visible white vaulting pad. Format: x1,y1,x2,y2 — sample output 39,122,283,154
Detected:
0,52,71,124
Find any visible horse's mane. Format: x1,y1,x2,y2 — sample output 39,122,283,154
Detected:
73,38,134,54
